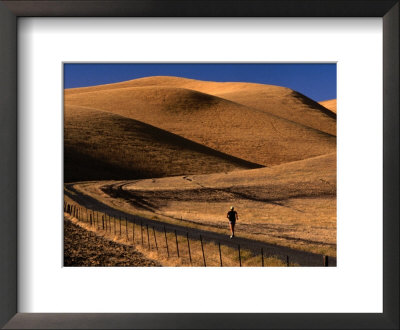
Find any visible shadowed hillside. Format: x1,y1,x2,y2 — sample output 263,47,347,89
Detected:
64,105,261,182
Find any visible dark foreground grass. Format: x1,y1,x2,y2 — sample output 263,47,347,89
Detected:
64,217,160,267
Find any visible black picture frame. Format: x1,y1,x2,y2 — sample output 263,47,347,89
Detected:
0,1,398,329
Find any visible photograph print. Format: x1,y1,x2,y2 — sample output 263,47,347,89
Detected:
63,63,337,267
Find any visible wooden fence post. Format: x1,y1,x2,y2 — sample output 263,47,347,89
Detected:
174,230,180,257
164,226,169,257
126,218,128,241
186,232,192,265
153,227,158,251
323,255,329,267
238,244,242,267
218,242,222,267
146,224,150,249
200,235,206,267
286,255,290,267
140,221,144,246
90,214,92,226
261,248,264,267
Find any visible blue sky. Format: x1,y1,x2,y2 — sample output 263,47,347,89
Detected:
64,63,336,102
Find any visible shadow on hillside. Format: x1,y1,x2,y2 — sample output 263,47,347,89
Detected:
291,91,337,119
64,148,158,183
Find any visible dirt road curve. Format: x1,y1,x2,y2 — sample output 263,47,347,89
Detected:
65,184,336,267
64,218,159,267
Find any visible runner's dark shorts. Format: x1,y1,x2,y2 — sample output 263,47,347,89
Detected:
229,221,236,225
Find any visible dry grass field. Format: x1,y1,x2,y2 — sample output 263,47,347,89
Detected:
64,210,289,267
64,76,337,265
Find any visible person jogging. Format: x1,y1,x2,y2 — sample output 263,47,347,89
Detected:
227,206,238,238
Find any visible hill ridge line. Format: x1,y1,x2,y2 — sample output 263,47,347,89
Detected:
65,75,292,93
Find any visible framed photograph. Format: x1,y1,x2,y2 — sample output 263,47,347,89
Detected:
0,1,398,329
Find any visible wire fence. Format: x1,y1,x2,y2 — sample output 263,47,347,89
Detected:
64,201,332,267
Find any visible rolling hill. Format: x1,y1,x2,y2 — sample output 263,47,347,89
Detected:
65,83,336,168
122,152,337,201
66,76,336,136
64,105,261,182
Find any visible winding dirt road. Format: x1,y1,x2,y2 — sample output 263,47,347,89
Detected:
65,183,336,267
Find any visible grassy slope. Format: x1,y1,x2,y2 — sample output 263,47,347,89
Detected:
65,85,336,167
65,105,261,182
123,152,336,199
